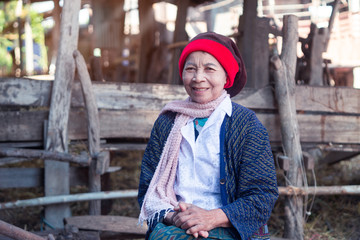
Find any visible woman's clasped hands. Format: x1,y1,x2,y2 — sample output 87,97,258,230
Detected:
164,202,231,239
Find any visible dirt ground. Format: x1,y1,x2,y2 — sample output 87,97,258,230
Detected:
0,150,359,239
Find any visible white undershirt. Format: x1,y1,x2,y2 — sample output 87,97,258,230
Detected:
174,96,232,210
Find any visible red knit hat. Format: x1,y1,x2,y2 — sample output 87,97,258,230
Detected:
179,32,247,97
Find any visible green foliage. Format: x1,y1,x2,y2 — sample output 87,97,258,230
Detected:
0,36,13,72
28,5,46,45
0,1,48,73
0,5,5,33
4,1,18,23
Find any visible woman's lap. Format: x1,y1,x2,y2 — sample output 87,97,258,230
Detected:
149,223,236,240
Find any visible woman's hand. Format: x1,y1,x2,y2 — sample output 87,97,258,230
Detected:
172,202,231,238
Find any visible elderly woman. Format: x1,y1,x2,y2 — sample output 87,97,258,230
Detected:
138,32,278,240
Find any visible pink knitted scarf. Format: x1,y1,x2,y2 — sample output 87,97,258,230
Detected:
138,91,228,225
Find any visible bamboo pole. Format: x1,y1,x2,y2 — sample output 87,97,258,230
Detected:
271,15,304,240
0,219,46,240
2,186,360,210
0,190,138,210
73,50,102,215
0,148,90,166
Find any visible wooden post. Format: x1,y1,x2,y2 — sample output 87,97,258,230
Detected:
271,15,304,240
138,0,156,83
168,0,190,85
44,0,81,228
73,50,103,215
49,0,61,73
237,0,257,87
308,0,340,85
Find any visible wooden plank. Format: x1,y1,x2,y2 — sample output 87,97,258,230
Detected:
1,79,359,114
44,0,81,228
1,109,359,144
64,215,147,236
0,78,52,107
0,168,42,189
35,230,99,240
0,110,48,141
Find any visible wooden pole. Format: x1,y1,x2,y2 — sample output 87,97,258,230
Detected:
0,148,90,166
0,190,138,210
237,0,257,87
49,0,61,74
44,0,81,228
73,50,102,215
0,220,46,240
138,0,156,83
169,0,190,85
271,15,304,240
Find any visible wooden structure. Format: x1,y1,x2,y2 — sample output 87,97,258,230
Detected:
1,0,360,239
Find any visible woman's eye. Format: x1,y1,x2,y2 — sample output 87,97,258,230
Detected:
185,66,196,71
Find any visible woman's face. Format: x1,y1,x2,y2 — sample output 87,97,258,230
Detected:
182,51,227,104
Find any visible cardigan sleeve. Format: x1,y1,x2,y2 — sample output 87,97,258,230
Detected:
220,108,279,240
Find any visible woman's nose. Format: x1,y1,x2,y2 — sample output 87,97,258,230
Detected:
192,71,205,81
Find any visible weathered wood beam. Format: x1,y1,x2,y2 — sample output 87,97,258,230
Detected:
1,109,359,145
0,148,90,166
2,78,359,114
73,49,102,215
44,0,81,228
0,190,138,210
272,15,303,240
0,220,46,240
64,215,147,236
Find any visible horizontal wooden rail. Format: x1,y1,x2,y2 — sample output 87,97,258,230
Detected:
1,78,360,146
0,148,90,166
1,78,359,114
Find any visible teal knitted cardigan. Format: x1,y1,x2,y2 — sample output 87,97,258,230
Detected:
138,102,279,239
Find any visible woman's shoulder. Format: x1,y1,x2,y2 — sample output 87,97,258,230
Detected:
230,102,257,118
151,111,177,135
156,111,176,124
229,102,268,132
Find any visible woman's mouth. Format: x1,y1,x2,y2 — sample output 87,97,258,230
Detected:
193,87,208,91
